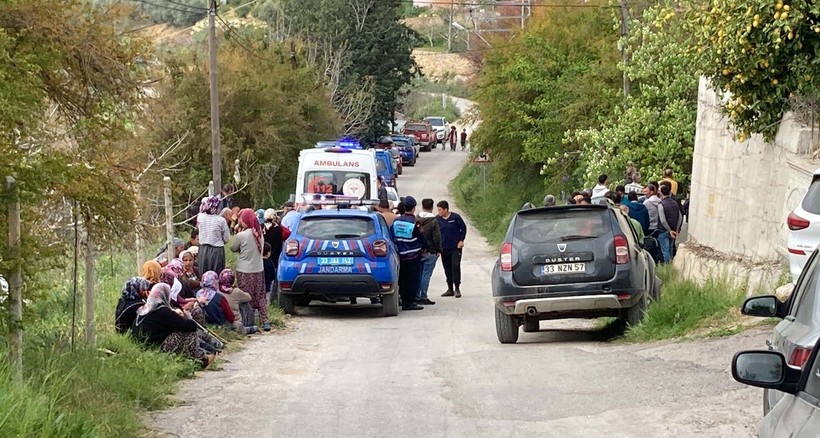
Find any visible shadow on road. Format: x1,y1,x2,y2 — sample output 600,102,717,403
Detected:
518,319,628,344
292,303,386,320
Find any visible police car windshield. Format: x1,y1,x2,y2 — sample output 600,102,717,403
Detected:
298,217,376,240
305,171,370,198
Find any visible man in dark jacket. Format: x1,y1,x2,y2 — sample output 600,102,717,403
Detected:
437,200,467,298
416,198,442,306
657,184,683,264
392,196,428,311
623,191,650,235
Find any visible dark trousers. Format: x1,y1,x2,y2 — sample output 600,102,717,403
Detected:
398,258,422,307
441,248,462,290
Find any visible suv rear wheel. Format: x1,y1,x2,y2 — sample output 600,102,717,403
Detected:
278,292,295,315
522,319,540,333
382,291,399,317
495,307,519,343
625,292,647,326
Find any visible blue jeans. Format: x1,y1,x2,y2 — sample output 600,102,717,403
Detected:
417,253,439,301
658,231,673,264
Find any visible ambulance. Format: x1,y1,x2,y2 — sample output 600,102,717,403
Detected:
294,146,379,205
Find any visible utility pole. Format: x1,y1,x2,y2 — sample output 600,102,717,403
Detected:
448,0,454,52
208,0,222,192
618,0,631,99
521,0,525,29
6,177,22,381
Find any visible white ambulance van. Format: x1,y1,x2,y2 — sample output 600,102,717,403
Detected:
294,146,378,204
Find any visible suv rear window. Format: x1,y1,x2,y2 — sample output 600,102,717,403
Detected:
514,209,609,244
802,177,820,214
405,124,426,131
298,217,376,240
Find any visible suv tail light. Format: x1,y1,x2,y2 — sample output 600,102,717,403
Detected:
500,242,513,271
285,239,299,256
789,347,812,368
788,211,810,231
373,240,388,256
614,235,629,264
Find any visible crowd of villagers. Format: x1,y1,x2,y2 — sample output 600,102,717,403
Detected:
114,186,290,369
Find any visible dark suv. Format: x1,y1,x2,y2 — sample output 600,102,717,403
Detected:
492,204,660,343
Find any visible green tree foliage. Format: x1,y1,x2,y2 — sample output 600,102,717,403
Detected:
688,0,820,141
469,2,621,192
145,26,340,206
257,0,419,141
570,4,698,188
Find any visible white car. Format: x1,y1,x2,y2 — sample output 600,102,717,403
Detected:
787,167,820,283
424,116,449,143
385,187,399,210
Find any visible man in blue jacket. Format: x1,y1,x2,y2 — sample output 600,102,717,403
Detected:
623,191,650,235
392,196,428,311
437,200,467,298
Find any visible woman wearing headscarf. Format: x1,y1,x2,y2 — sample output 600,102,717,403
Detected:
231,208,270,331
115,277,151,334
197,196,231,275
218,269,257,334
197,271,235,326
140,260,162,286
180,250,200,290
132,283,214,369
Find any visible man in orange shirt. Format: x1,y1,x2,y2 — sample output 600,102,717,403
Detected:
662,167,678,196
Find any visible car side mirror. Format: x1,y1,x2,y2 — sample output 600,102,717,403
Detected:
741,295,788,319
732,351,800,394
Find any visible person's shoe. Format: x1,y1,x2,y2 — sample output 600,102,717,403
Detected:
402,304,424,311
441,289,455,297
421,298,436,305
455,289,462,298
263,322,271,332
246,326,259,335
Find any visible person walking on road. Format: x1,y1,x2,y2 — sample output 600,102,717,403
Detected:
391,197,428,311
437,200,467,298
416,198,441,306
446,126,457,151
460,129,468,151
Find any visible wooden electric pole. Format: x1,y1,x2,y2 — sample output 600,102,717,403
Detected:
618,0,631,99
6,177,22,381
448,0,454,52
208,0,222,192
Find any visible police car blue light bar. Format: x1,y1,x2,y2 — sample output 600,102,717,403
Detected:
337,137,363,149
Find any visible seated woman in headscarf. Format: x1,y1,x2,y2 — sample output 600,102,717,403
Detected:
115,277,151,334
197,271,235,326
141,260,162,287
218,269,257,334
165,258,196,300
131,283,215,369
180,250,200,291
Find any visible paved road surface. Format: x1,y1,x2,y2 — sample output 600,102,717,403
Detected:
153,149,767,437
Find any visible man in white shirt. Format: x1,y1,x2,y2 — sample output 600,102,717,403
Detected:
280,201,299,232
590,174,609,203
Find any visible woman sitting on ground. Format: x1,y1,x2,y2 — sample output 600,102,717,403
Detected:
141,259,162,286
131,283,215,369
218,269,258,334
197,271,236,326
180,249,200,291
115,277,151,334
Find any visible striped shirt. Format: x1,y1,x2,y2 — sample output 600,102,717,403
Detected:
197,213,230,247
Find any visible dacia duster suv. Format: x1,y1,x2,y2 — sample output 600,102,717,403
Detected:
492,203,661,343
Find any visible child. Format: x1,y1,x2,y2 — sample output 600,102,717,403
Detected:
218,268,258,335
263,242,277,304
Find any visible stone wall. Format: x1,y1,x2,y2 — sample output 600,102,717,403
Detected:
677,78,818,293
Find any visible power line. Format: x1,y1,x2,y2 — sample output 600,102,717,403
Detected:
128,0,207,14
215,14,279,64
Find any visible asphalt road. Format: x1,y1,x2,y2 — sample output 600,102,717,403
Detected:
153,148,768,437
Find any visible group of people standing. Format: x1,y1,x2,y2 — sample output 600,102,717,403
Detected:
376,197,467,310
115,184,293,368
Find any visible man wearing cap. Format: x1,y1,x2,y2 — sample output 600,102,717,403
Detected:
542,194,556,207
280,201,298,232
391,196,428,311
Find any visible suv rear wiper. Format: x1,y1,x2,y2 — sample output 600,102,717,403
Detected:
561,235,597,241
334,234,362,239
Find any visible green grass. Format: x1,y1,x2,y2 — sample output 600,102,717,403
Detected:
624,265,747,342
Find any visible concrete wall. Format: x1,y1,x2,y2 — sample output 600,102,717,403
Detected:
677,78,818,293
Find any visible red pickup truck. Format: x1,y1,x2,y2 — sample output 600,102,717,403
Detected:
402,122,435,151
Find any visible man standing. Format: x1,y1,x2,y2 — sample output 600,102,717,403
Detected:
377,176,388,204
542,194,556,207
219,183,236,210
643,183,663,262
392,196,427,311
447,126,457,151
623,191,650,235
625,172,644,195
591,174,609,203
662,167,679,195
437,200,467,298
376,199,398,227
416,198,441,306
280,201,298,232
460,129,468,151
657,184,682,263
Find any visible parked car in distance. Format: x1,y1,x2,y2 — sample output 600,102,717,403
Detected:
787,167,820,283
385,186,399,210
741,246,820,413
403,122,435,151
384,146,402,175
731,336,820,437
374,150,397,189
423,116,449,144
492,203,660,344
277,203,401,317
391,135,417,167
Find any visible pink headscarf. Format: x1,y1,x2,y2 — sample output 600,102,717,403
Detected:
239,208,263,254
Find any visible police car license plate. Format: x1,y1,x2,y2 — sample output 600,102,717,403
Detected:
541,263,585,275
318,257,354,266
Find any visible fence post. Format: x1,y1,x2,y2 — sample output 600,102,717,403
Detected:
135,186,145,273
6,177,22,381
164,177,175,262
84,219,96,347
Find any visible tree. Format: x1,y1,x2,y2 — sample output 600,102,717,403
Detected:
687,0,820,141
